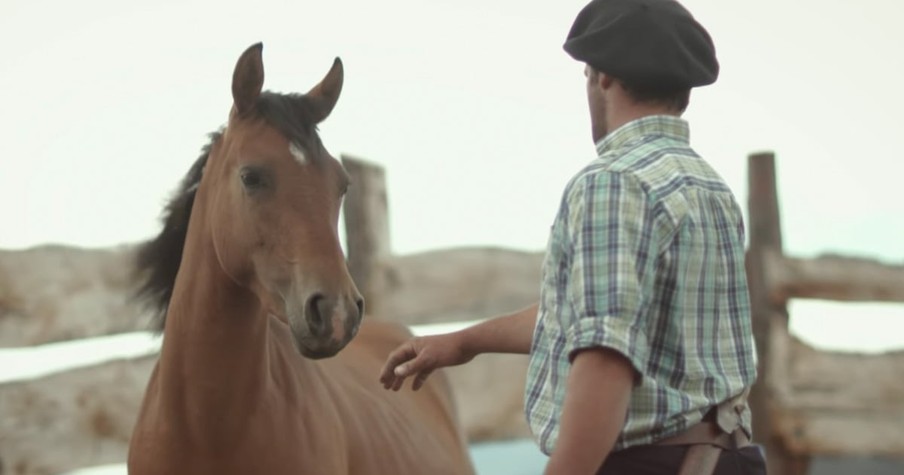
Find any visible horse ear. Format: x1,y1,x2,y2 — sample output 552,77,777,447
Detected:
306,58,343,123
232,43,265,116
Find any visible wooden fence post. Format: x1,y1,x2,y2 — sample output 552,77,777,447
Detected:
746,152,810,475
341,155,391,316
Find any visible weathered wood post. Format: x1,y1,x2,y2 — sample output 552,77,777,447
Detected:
746,152,809,475
341,155,391,316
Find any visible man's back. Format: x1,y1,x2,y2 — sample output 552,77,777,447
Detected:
527,115,757,452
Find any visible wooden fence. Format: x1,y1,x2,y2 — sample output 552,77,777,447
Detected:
0,153,902,475
746,152,904,475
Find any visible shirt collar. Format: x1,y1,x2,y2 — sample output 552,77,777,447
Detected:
594,115,690,157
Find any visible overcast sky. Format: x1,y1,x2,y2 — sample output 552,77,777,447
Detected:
2,0,902,352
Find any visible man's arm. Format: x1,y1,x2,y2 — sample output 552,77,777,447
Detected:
459,302,538,355
542,171,652,472
543,348,634,475
380,303,538,391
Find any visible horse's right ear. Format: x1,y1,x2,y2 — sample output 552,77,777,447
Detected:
232,43,265,117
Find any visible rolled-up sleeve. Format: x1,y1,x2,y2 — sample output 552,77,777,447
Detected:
565,171,657,377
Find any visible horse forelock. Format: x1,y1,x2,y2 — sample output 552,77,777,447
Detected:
256,91,323,155
134,92,326,332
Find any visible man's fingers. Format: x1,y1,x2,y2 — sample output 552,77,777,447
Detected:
391,373,407,391
380,342,418,386
379,337,445,392
391,353,431,391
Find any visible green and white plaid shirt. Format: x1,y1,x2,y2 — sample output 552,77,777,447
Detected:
525,115,757,455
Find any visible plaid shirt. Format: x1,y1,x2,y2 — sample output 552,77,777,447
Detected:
525,115,757,455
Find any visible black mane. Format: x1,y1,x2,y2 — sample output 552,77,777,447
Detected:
134,92,321,332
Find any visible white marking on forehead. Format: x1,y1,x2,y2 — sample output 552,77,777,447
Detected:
289,142,308,165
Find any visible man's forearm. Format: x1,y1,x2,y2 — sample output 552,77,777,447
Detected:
459,303,538,355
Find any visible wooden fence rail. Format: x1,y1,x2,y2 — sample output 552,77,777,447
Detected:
768,252,904,304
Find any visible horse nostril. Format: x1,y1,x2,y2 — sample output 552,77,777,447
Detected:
305,293,325,328
355,298,365,318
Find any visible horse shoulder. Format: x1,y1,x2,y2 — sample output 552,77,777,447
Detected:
332,319,476,475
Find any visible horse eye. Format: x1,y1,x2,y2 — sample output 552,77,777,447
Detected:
240,169,265,189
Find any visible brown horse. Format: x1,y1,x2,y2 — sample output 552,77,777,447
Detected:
128,43,475,475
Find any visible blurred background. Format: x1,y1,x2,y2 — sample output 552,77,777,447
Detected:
1,0,902,474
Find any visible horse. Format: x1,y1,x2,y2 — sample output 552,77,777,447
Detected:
128,43,476,475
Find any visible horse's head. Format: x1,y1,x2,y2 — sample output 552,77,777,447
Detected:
196,43,363,359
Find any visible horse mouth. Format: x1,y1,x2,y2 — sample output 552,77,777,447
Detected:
291,333,345,360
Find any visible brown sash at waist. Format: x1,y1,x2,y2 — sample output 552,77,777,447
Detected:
655,420,751,450
655,420,752,475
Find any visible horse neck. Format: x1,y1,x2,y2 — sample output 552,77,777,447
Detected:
155,219,272,439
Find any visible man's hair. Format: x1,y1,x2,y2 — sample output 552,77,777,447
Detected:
619,81,690,113
588,67,690,112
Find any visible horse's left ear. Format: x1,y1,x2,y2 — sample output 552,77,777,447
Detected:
306,58,343,124
232,43,265,117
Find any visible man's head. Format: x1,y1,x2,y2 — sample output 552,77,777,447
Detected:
566,0,717,140
584,65,691,141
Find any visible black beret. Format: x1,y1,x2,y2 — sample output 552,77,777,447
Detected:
563,0,719,89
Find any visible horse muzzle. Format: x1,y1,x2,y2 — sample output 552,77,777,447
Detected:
288,292,363,359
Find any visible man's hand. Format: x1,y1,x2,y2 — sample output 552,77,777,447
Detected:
379,303,539,391
379,332,475,391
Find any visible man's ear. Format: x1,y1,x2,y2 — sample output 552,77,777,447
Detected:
599,72,615,91
588,66,614,93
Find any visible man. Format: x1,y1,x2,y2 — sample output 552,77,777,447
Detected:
379,0,764,473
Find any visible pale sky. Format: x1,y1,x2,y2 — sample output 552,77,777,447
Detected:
1,0,902,352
